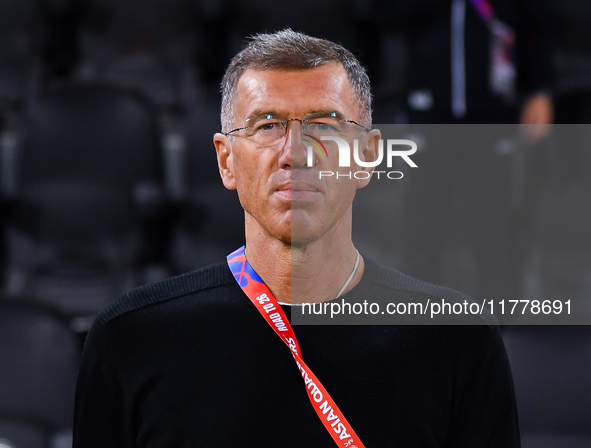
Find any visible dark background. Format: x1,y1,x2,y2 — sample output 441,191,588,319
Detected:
1,1,590,447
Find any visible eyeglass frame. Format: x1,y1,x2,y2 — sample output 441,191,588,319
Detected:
222,115,371,140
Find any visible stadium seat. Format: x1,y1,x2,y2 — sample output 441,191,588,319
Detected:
0,0,46,114
73,0,208,111
3,84,166,326
0,299,79,448
168,99,245,273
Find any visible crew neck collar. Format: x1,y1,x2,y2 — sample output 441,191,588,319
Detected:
279,255,378,306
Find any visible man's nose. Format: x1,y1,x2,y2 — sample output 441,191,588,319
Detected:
279,120,308,168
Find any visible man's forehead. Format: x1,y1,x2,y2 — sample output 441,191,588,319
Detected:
234,64,358,120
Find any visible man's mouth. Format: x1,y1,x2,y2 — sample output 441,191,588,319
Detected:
274,182,321,200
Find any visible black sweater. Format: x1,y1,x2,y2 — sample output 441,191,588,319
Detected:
74,258,520,447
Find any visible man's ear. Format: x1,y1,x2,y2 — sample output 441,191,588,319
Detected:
214,133,237,190
355,129,382,189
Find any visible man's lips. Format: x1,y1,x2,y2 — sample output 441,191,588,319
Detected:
274,182,321,200
276,182,319,192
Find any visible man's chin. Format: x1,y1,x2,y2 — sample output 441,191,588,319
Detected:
268,225,314,246
259,210,324,245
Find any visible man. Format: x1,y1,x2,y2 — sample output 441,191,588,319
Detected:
74,30,520,447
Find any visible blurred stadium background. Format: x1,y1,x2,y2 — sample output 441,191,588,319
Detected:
0,0,590,447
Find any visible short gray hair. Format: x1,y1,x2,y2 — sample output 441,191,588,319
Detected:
220,29,372,133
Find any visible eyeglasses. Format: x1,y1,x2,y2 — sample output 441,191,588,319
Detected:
223,112,370,146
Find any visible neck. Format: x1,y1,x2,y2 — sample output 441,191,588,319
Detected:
243,210,364,304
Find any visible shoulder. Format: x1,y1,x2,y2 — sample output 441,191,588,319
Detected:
365,258,498,327
372,261,471,303
96,262,237,327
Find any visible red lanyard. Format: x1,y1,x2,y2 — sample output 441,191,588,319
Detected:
227,246,365,448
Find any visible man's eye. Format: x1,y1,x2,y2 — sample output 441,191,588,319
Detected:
259,122,280,131
310,122,336,131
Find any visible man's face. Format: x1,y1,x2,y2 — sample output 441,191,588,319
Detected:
214,63,378,245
